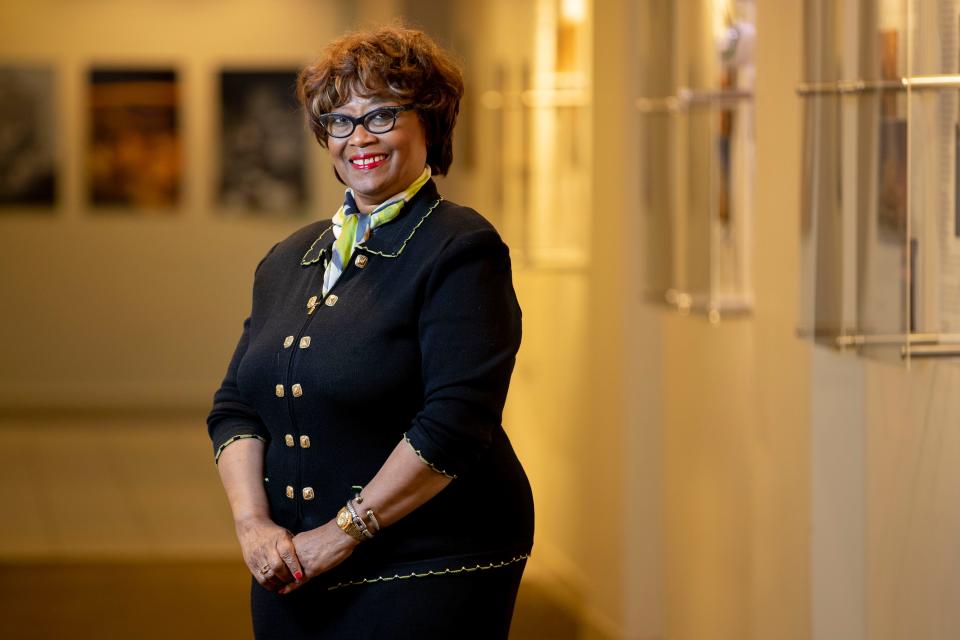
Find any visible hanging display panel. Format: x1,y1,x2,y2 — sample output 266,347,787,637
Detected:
476,0,591,268
637,0,756,322
799,0,960,360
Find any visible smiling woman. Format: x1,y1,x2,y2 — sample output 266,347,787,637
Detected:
207,24,533,640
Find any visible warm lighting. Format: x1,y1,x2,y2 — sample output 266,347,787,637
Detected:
560,0,585,25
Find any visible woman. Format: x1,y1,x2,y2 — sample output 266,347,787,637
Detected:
207,25,534,639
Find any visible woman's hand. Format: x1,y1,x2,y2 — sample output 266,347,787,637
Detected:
279,520,359,594
235,515,304,592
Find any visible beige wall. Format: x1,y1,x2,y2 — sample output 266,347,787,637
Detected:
864,361,960,640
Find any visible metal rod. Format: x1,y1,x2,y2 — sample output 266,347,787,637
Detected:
833,332,958,347
636,88,754,114
660,289,753,318
901,344,960,358
797,74,960,96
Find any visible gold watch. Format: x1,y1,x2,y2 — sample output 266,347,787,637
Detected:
336,506,364,542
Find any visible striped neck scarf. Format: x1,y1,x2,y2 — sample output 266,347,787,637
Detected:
322,166,431,296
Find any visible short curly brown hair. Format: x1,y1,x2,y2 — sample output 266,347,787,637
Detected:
296,25,465,176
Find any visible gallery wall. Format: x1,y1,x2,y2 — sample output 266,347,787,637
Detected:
0,0,352,409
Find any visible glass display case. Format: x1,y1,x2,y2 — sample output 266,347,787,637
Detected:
799,0,960,360
637,0,756,322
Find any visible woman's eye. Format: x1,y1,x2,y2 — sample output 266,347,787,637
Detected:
368,111,393,126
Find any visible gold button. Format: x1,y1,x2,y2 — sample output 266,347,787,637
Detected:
284,434,294,447
283,336,294,348
299,435,311,448
302,487,315,500
292,383,303,397
325,294,338,307
299,336,311,349
285,485,294,499
355,254,368,268
307,295,318,311
275,384,285,398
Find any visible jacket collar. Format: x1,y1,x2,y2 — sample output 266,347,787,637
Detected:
300,179,442,266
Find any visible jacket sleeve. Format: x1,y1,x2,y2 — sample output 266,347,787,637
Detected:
404,228,522,478
206,246,277,463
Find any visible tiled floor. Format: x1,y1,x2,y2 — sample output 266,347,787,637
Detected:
0,414,582,639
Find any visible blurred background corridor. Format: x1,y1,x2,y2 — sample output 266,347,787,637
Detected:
3,0,960,638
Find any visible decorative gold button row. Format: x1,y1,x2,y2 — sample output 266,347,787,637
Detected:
283,335,312,349
285,485,315,500
275,384,304,398
283,434,311,448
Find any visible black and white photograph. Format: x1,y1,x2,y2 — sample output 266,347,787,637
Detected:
0,66,56,207
218,69,307,214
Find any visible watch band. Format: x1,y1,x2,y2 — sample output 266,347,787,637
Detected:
346,499,374,539
336,506,364,542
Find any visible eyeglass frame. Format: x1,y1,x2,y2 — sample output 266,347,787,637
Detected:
317,104,416,139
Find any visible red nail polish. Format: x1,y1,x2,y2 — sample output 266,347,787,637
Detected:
294,570,303,581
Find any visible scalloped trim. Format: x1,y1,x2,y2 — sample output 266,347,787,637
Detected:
354,198,443,258
214,434,267,464
300,225,333,266
325,554,529,591
403,433,457,479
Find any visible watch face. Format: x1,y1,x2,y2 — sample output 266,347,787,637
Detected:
337,509,350,527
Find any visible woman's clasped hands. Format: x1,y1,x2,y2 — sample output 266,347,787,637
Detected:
235,515,358,595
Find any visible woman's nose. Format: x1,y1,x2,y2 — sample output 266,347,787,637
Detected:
348,122,378,146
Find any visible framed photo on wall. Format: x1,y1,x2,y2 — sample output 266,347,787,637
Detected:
0,66,56,207
87,68,181,210
218,69,307,214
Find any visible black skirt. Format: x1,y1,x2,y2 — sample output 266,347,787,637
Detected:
250,559,526,639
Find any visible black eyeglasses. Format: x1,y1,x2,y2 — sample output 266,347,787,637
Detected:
317,105,415,138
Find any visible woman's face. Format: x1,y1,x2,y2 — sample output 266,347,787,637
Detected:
326,94,428,212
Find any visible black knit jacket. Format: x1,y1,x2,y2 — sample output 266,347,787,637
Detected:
207,179,534,588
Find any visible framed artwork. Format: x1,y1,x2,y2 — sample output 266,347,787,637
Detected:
0,66,56,207
87,68,181,210
218,70,306,214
